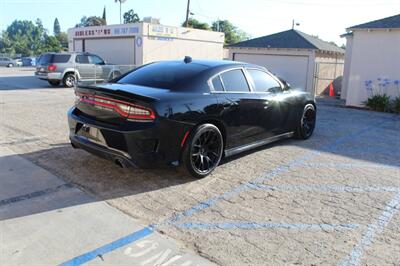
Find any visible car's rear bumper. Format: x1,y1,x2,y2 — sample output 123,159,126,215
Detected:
35,71,62,80
67,107,192,169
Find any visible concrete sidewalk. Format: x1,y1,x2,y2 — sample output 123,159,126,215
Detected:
0,146,213,266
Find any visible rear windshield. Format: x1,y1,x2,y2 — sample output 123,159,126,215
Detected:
37,54,71,64
117,62,208,90
37,54,53,65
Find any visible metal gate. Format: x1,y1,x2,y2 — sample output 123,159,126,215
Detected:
314,61,344,96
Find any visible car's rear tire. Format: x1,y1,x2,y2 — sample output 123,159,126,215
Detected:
181,124,224,178
48,80,60,87
295,104,316,139
63,73,76,88
7,63,13,68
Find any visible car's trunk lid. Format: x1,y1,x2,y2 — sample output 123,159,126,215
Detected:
74,83,167,124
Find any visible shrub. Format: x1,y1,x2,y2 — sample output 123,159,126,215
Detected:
392,96,400,113
364,94,391,112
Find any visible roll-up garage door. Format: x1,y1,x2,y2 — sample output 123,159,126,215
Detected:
84,37,135,66
234,53,309,91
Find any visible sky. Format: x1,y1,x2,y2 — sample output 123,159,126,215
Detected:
0,0,399,46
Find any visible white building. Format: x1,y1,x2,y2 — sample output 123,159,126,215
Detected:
341,14,400,107
227,29,345,95
67,21,225,66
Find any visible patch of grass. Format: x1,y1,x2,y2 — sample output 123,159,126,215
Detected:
364,94,391,112
391,96,400,113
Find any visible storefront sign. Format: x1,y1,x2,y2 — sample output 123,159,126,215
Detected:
74,26,139,38
148,25,178,38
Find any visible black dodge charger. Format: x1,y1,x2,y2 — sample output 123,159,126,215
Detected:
68,58,316,178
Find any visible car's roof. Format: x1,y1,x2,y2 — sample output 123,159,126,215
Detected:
153,59,263,70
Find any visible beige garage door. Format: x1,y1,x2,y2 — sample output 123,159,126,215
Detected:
234,53,310,91
85,38,135,66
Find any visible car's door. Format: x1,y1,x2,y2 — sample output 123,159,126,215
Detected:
75,54,92,81
213,68,266,150
88,55,105,81
245,68,292,137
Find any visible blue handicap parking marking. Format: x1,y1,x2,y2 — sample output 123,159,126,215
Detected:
60,115,400,266
60,227,154,266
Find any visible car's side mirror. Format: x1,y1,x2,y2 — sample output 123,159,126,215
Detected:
282,84,291,91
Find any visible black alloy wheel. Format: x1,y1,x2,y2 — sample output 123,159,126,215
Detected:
296,104,316,139
181,124,223,178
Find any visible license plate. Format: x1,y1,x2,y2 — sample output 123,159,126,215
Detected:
79,124,106,144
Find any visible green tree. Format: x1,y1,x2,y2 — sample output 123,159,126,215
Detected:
0,19,62,56
102,6,107,23
43,35,62,52
181,18,210,30
53,18,61,36
75,16,106,27
123,9,140,24
211,20,249,45
56,32,68,50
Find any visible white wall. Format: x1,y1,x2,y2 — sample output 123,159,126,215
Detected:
85,38,136,65
141,24,224,65
341,36,353,100
344,29,400,107
68,23,224,66
228,48,316,93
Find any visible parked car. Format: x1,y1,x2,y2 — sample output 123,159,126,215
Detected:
22,57,36,66
35,52,122,87
14,59,23,67
68,58,316,178
0,57,18,67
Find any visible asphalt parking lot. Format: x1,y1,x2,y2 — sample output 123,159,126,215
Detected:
1,67,399,266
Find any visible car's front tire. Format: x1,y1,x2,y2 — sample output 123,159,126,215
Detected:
295,104,316,139
48,80,60,87
181,124,224,178
7,63,13,68
63,73,76,88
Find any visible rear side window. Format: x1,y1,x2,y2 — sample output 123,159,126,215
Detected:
220,69,250,92
53,54,71,63
247,69,282,93
76,55,90,64
211,76,224,91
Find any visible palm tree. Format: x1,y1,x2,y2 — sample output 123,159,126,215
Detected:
115,0,127,24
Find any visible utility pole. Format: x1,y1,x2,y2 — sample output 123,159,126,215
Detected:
292,19,300,30
185,0,191,27
120,2,122,24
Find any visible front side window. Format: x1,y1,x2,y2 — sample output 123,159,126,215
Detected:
220,69,250,92
89,55,104,65
247,69,282,93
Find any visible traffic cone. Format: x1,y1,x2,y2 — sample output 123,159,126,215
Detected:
329,82,334,97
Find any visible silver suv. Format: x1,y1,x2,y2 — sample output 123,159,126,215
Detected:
35,52,123,87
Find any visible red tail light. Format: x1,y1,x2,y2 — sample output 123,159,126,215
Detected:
47,64,57,71
76,92,155,121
